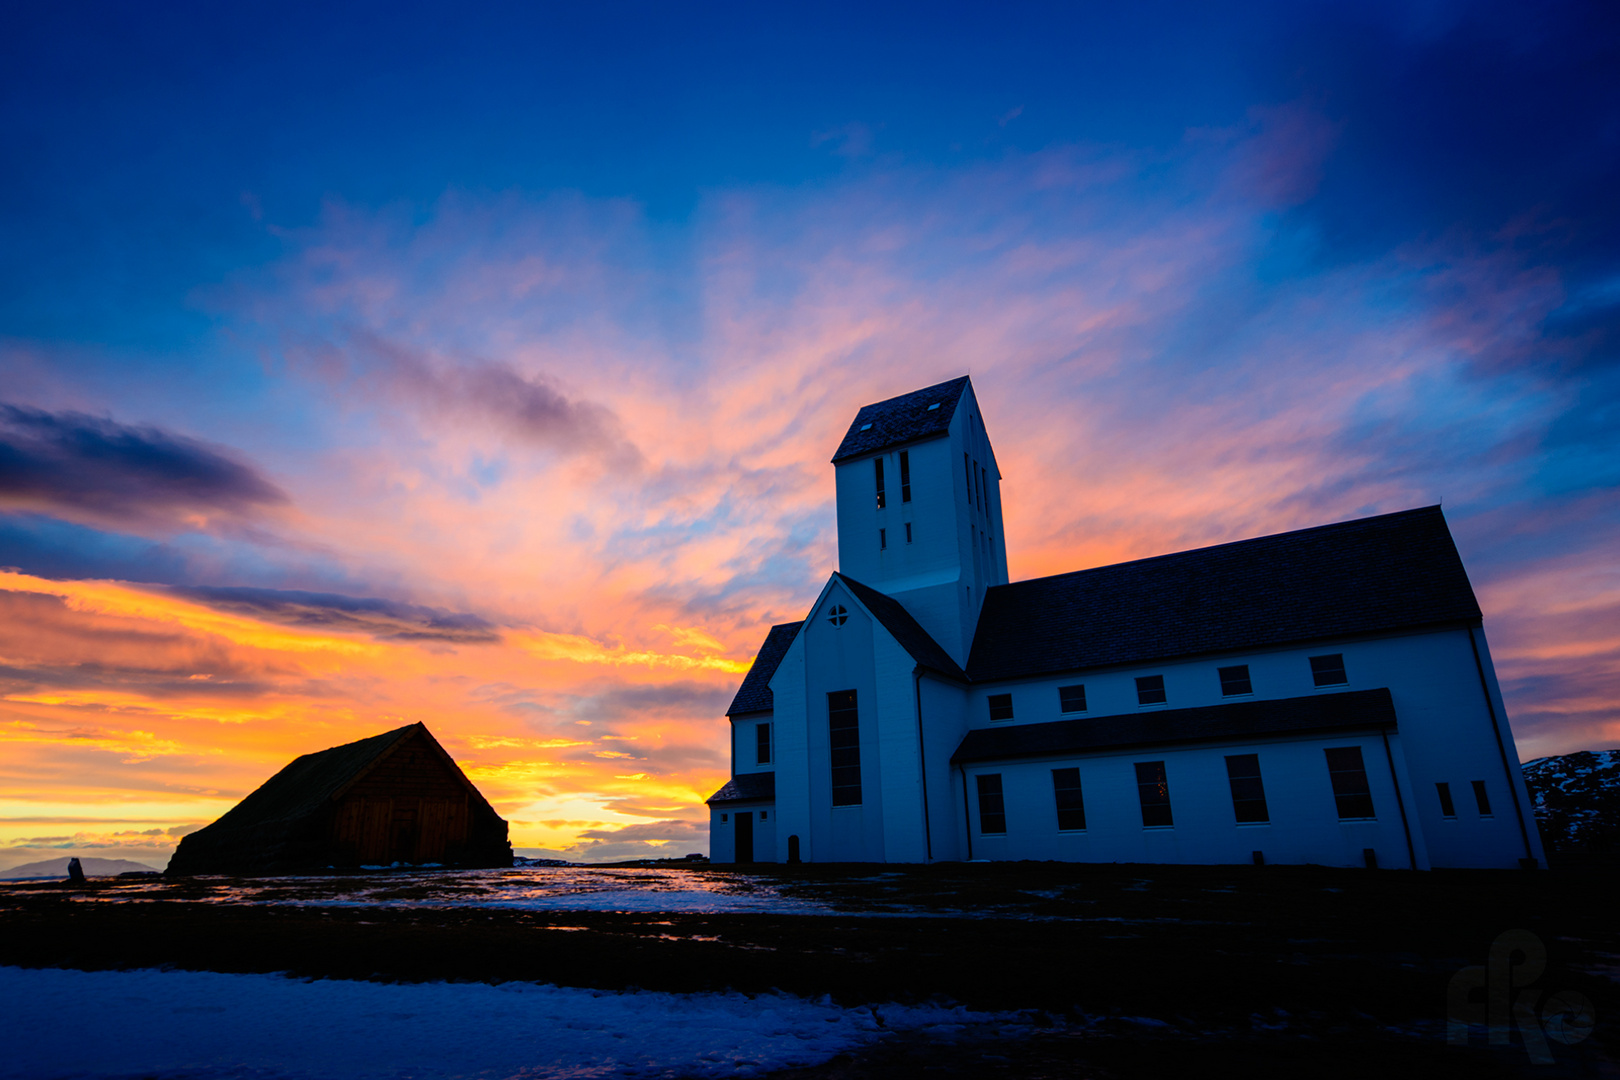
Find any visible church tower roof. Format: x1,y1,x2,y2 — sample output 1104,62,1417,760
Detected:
830,376,971,463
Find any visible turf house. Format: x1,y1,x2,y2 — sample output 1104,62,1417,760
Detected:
169,722,512,875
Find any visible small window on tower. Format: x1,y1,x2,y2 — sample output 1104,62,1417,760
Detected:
1218,665,1253,696
880,528,886,550
1436,782,1456,818
874,457,886,509
1472,780,1492,817
964,453,974,505
1136,675,1167,706
756,723,772,765
904,522,912,543
987,693,1014,722
899,451,911,503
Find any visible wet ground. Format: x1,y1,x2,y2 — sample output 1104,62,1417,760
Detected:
2,861,1616,1077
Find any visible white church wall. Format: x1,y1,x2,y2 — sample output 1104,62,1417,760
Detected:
1466,625,1546,865
768,631,811,864
801,581,887,862
961,731,1416,868
957,625,1539,869
919,673,971,861
708,805,734,863
729,712,774,776
872,630,929,863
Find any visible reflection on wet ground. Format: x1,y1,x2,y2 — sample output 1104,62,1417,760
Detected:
0,863,1258,923
2,866,837,915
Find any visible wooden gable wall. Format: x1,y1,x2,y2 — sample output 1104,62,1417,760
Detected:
329,728,486,865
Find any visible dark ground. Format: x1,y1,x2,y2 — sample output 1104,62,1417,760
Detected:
1,861,1616,1078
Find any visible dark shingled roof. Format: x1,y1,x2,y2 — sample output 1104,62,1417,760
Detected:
202,724,421,830
951,688,1396,764
967,506,1480,682
837,573,967,681
706,771,776,804
831,376,970,464
726,622,803,716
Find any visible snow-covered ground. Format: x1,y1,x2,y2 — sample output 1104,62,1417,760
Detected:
0,965,1025,1079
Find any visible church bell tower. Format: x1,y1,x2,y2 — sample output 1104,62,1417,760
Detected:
830,376,1007,666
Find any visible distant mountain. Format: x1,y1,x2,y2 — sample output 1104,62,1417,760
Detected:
0,857,161,880
1522,750,1620,852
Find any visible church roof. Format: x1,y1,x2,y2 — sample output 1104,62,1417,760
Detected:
831,376,971,464
966,506,1480,682
706,770,776,805
837,573,967,681
725,622,803,716
951,687,1397,764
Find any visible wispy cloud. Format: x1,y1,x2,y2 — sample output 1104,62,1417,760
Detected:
0,405,287,534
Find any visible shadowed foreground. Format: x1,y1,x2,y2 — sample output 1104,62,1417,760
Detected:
1,862,1614,1078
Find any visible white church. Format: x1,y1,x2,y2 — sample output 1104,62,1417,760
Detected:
706,377,1546,870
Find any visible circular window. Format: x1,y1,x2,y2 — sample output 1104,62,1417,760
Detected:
827,604,848,626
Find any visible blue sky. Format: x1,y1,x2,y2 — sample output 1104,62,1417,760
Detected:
1,1,1616,864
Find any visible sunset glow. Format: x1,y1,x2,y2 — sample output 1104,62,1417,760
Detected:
2,3,1615,869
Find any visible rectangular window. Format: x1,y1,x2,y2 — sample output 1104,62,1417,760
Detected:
1218,665,1253,696
874,457,886,509
1310,653,1348,686
1436,781,1456,818
721,813,728,823
1225,753,1269,823
1472,780,1492,816
905,522,912,543
899,451,911,503
976,773,1006,834
1136,674,1166,705
1052,767,1086,831
1324,746,1375,819
756,723,771,765
1058,684,1087,713
880,528,886,550
980,465,989,513
1135,761,1173,827
974,459,984,511
964,453,974,505
828,690,862,806
987,693,1014,722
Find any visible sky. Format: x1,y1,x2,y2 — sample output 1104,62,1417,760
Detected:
1,1,1616,869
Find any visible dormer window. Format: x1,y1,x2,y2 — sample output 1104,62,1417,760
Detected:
827,605,848,626
874,457,886,509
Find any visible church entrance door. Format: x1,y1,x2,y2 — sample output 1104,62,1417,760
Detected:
735,811,754,864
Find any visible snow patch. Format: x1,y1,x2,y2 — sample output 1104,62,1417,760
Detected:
0,966,1019,1079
